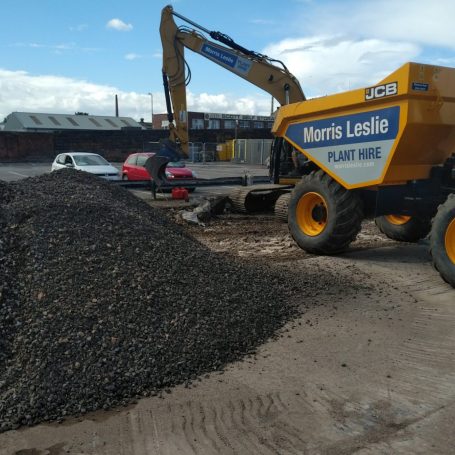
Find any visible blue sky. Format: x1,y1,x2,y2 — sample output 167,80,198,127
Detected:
1,0,455,121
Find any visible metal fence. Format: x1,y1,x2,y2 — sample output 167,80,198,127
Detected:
232,139,273,165
145,139,272,165
188,142,218,163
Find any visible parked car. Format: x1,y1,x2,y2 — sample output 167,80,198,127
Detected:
121,152,197,190
52,152,121,180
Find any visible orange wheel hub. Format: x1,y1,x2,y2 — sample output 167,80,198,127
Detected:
296,192,328,236
445,218,455,264
385,214,411,225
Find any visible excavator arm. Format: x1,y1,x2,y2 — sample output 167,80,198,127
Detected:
147,5,305,186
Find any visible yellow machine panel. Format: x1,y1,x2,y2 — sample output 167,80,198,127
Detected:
273,63,455,189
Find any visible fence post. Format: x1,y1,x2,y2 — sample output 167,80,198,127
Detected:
189,142,194,163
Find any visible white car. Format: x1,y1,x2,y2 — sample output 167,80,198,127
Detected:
51,152,121,181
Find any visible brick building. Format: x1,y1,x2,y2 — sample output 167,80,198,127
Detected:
151,111,275,131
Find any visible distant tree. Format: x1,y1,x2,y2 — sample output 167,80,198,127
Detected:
75,112,89,116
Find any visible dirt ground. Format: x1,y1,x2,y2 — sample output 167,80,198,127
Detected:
2,212,455,455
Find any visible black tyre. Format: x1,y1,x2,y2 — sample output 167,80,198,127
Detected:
375,215,431,242
288,170,363,254
274,193,291,222
430,194,455,287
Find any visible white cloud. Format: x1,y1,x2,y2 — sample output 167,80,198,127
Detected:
248,0,453,98
263,36,420,97
295,0,455,50
69,24,88,32
0,69,148,120
13,42,74,50
106,18,133,32
0,69,272,122
250,18,275,25
434,57,455,67
124,53,141,61
187,92,271,115
10,42,100,54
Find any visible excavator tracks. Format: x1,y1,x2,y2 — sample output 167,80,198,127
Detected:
229,185,293,214
274,192,291,222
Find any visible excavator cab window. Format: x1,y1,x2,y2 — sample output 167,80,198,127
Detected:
280,140,296,175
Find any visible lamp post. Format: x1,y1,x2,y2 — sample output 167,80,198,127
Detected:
147,92,154,127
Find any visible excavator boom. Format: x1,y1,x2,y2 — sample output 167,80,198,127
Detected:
147,5,305,186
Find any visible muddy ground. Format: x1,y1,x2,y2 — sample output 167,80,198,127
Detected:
2,210,455,455
183,213,395,261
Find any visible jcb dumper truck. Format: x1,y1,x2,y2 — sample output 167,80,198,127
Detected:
150,5,455,288
273,63,455,287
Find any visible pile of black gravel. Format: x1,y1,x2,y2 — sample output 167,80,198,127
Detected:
0,170,299,431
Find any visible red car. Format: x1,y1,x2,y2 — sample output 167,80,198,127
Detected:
121,152,197,190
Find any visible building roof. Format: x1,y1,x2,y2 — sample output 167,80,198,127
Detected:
3,112,143,132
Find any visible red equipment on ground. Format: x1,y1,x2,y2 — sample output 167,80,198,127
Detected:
172,187,189,201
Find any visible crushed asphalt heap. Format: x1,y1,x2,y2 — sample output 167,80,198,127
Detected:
0,171,299,431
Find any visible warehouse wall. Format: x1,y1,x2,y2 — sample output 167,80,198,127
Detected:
0,128,273,162
0,132,55,161
53,130,169,161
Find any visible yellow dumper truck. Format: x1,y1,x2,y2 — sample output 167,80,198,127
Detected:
272,62,455,287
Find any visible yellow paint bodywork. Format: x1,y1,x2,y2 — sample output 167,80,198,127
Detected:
273,62,455,189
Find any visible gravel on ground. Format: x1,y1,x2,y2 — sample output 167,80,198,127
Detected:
0,170,305,432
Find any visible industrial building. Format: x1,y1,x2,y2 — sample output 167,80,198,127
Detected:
0,110,273,162
2,110,274,134
3,112,143,132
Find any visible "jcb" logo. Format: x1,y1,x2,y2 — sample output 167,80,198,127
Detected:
365,82,398,100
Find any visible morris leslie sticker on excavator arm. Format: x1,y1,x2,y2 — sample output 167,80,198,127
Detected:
200,43,253,75
285,106,400,188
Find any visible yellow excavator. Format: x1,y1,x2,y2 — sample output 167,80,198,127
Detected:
149,5,455,288
148,5,306,199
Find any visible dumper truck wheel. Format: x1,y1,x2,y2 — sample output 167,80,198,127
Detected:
288,170,363,254
430,194,455,287
375,214,431,242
